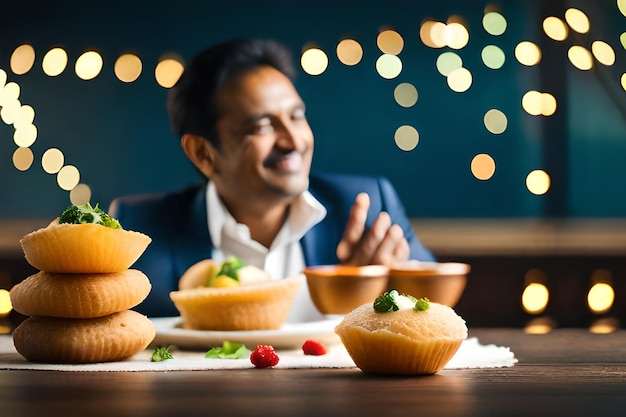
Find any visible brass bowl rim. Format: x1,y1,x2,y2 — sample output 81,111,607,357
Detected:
389,262,470,277
303,264,389,278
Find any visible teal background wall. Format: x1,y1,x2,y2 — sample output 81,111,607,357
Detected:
0,0,624,219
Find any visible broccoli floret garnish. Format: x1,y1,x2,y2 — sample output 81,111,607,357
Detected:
373,290,400,313
414,297,431,311
58,203,122,229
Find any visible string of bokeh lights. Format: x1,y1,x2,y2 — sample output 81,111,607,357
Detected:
1,4,624,206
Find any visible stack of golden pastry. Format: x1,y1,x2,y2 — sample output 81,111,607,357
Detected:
10,220,155,364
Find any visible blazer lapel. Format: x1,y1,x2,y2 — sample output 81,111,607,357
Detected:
301,197,341,266
171,184,214,277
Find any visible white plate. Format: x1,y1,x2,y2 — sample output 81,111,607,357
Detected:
151,317,343,350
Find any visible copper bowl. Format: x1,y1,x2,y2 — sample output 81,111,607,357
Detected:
387,262,470,307
303,265,389,315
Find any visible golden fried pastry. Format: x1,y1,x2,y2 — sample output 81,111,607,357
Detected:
335,293,467,375
178,258,272,290
12,310,156,364
178,259,220,289
170,276,301,330
20,222,151,273
10,269,151,318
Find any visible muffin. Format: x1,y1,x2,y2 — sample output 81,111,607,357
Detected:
170,258,300,330
335,290,467,375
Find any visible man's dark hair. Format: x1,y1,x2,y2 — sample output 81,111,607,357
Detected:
167,38,297,148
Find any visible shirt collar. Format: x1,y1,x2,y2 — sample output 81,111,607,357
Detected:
206,181,327,250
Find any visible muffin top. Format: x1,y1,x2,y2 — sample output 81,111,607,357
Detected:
336,292,467,341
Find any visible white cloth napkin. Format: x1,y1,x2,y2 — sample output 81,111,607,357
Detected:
0,334,516,372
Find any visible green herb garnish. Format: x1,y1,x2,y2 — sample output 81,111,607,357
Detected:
216,257,245,281
58,203,122,229
414,297,431,311
151,345,174,362
373,290,400,313
205,341,250,359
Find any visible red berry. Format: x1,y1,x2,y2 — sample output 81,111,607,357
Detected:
250,345,279,368
302,339,327,356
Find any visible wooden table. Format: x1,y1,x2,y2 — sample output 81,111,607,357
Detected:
1,328,625,417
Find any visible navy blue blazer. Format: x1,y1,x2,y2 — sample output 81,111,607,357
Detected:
109,173,435,317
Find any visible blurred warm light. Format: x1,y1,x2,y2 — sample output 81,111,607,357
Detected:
0,69,5,88
155,57,184,88
13,123,37,147
377,29,404,55
436,52,463,76
568,45,594,70
565,8,590,34
541,93,557,116
522,90,556,116
522,282,549,314
0,289,11,318
588,282,614,314
375,54,402,79
589,317,619,335
75,51,103,80
114,53,143,83
336,39,363,66
0,98,20,125
522,91,542,115
445,22,469,49
622,73,626,91
0,81,20,109
70,183,92,206
524,317,556,334
10,44,36,75
484,109,508,134
13,104,34,129
447,67,472,92
13,147,34,171
591,41,615,66
420,20,447,48
57,165,81,191
587,269,614,314
621,32,626,49
301,47,328,76
515,41,541,66
394,125,419,151
394,83,418,108
524,324,551,334
42,148,65,174
481,45,505,69
526,170,551,195
42,47,68,77
619,0,626,16
543,16,568,41
471,153,495,180
483,11,507,36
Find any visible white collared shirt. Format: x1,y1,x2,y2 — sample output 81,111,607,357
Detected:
206,181,327,323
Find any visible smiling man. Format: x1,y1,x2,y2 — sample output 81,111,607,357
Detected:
109,38,435,320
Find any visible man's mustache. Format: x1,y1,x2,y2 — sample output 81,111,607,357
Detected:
263,150,301,167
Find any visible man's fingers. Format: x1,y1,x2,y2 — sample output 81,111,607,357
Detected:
337,193,370,261
371,224,408,266
344,212,391,265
